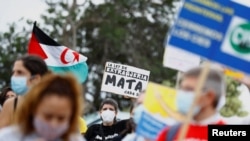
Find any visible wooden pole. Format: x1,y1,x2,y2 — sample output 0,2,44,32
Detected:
175,71,183,90
177,61,211,141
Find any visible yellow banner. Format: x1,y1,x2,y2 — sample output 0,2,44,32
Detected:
143,82,177,118
223,68,244,79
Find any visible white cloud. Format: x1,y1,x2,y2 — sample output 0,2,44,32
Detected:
0,0,250,33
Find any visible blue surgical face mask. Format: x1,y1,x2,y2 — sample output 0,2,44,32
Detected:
11,76,28,95
133,104,144,125
176,90,200,115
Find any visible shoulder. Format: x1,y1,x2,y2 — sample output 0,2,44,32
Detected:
85,124,101,140
86,123,101,133
2,96,22,111
114,119,129,129
88,123,101,129
0,98,15,121
0,97,18,128
0,126,22,140
119,119,130,122
2,97,15,109
117,119,129,125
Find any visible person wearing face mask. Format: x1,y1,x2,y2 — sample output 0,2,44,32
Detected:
122,101,146,141
85,98,132,141
0,73,86,141
156,66,226,141
122,89,157,141
0,55,50,129
131,90,145,127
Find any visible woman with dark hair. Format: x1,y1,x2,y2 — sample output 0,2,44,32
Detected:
0,54,50,129
0,87,16,107
85,98,132,141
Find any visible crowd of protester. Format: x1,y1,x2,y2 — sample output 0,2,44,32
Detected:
0,54,250,141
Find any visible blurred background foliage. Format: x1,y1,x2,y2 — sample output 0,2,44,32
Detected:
220,76,248,117
1,0,246,118
0,0,181,115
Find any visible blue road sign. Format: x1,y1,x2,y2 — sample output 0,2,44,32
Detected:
166,0,250,74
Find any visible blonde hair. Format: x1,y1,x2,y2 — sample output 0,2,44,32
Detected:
15,73,83,141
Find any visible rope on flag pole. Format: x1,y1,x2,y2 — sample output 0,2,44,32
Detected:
177,61,211,141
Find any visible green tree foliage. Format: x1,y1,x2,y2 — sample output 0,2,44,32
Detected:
81,0,179,112
220,76,248,117
0,23,29,88
0,0,180,114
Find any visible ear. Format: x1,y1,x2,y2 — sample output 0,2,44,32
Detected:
204,90,216,106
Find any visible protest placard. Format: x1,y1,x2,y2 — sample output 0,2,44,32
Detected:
166,0,250,75
136,82,179,140
163,45,201,72
165,0,250,140
101,62,150,98
143,82,177,117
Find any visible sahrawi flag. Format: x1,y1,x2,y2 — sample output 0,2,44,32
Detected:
28,22,88,83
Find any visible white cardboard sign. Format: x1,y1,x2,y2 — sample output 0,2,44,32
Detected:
101,62,150,98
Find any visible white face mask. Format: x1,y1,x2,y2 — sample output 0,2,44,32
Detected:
101,110,115,123
33,116,69,141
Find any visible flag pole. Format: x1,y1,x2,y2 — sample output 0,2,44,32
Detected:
175,71,182,89
177,61,211,141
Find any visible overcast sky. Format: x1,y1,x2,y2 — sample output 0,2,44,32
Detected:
0,0,46,32
0,0,249,32
0,0,105,32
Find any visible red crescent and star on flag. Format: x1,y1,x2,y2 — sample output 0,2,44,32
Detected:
28,32,80,64
60,48,80,64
